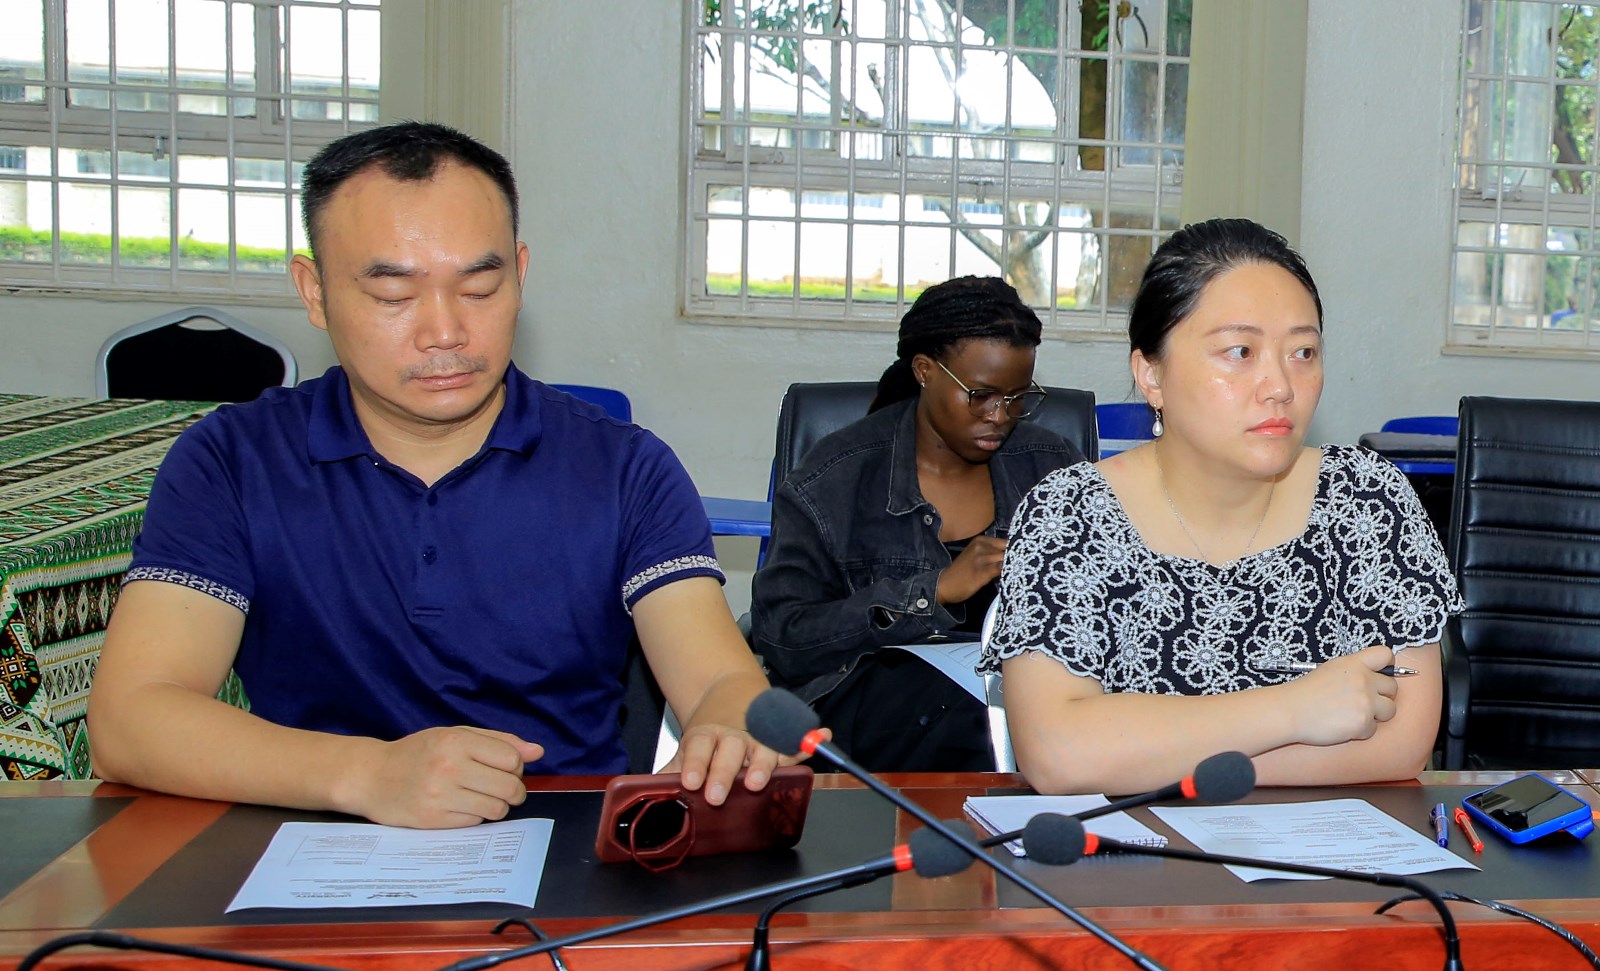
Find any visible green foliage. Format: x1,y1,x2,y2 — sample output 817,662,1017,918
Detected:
1556,5,1600,82
975,0,1060,50
706,273,904,302
1554,6,1600,186
0,225,305,272
704,0,843,74
705,273,1080,308
1537,7,1600,317
967,0,1192,110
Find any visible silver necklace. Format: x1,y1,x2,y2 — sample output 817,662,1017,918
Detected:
1154,445,1275,563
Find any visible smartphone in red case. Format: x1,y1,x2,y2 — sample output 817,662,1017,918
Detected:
594,765,814,867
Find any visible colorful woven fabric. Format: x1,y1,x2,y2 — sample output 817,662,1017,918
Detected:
0,395,246,780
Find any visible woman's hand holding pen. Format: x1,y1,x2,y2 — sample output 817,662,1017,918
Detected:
935,535,1008,605
1280,645,1401,746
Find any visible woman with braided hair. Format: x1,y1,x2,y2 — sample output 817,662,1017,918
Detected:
750,276,1085,772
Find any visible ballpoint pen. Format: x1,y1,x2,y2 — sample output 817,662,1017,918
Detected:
1430,802,1448,847
1252,662,1420,677
1453,807,1485,853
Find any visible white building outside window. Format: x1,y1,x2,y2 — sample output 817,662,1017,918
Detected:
0,0,380,299
685,0,1191,336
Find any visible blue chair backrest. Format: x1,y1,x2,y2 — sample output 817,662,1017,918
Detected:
1381,415,1457,436
1096,401,1154,447
552,384,632,422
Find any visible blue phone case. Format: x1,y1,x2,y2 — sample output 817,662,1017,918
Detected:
1461,773,1595,845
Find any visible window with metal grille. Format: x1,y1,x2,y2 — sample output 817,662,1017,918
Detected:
1452,0,1600,353
0,0,379,297
685,0,1190,335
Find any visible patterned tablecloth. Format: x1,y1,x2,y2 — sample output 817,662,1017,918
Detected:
0,394,246,780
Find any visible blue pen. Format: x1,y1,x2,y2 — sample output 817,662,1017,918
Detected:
1430,802,1449,847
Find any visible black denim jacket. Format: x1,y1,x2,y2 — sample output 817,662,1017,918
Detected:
749,398,1085,702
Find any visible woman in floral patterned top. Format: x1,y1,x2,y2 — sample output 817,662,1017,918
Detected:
981,218,1463,794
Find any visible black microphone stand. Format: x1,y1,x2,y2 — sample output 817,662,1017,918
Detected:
744,688,1167,970
800,739,1168,971
434,873,874,971
17,930,349,971
743,824,1036,971
1094,838,1463,971
745,882,846,971
435,838,957,971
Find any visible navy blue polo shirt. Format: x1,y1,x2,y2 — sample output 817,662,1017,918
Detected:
126,364,723,774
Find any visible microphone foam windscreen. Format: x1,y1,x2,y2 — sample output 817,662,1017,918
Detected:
1022,812,1086,866
906,823,975,878
744,688,821,756
1192,751,1256,803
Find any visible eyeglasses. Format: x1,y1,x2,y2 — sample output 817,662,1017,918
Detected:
933,359,1048,419
612,794,695,872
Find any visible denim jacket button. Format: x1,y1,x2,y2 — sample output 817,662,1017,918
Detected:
914,597,929,609
922,513,934,525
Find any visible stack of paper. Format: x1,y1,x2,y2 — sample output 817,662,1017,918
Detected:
964,794,1168,857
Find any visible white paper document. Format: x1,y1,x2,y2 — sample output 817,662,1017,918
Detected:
964,793,1169,857
226,817,554,911
886,640,985,703
1150,798,1480,883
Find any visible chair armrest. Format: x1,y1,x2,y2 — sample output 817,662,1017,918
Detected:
983,673,1015,774
1439,616,1470,770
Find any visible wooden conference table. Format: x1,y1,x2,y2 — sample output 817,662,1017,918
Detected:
4,770,1600,970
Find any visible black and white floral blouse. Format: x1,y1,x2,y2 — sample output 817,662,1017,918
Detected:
979,445,1465,694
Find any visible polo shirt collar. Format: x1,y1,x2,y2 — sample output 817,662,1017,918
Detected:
485,364,542,457
306,363,543,464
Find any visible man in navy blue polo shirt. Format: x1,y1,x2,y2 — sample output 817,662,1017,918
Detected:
87,123,782,828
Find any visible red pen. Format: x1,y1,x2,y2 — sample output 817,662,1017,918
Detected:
1453,807,1484,853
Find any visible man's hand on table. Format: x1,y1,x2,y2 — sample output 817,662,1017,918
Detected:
340,726,544,829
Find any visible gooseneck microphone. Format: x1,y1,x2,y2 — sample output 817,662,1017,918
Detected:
435,822,974,971
745,688,1169,971
961,750,1256,860
1078,751,1256,821
744,821,971,971
22,831,972,971
1022,813,1464,971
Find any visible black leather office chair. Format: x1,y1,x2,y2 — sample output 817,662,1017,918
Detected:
1441,396,1600,769
773,381,1099,485
96,307,297,403
619,638,668,774
758,380,1096,571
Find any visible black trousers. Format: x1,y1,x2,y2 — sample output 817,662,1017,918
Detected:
811,649,995,774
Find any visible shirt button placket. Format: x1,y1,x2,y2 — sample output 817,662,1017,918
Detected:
413,488,443,621
422,490,439,566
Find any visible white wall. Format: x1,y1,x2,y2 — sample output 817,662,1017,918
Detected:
5,0,1599,615
1299,0,1597,448
508,3,1133,612
0,295,337,399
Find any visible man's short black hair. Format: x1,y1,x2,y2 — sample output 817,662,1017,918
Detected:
300,121,519,260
